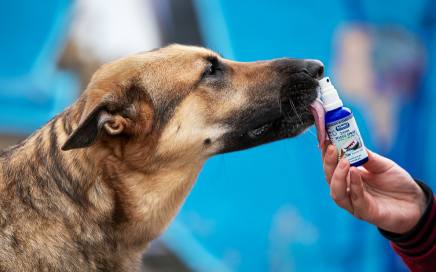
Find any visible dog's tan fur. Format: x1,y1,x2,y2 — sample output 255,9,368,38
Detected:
0,44,321,271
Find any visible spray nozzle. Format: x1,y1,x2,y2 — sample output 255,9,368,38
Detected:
317,77,343,111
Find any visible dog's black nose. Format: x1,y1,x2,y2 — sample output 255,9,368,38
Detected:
303,59,324,79
273,58,324,79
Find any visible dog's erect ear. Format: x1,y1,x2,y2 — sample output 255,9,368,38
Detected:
61,103,129,151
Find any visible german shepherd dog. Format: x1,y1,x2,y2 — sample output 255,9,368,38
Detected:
0,45,323,271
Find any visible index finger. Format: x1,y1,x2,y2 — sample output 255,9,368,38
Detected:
321,140,331,158
323,144,338,185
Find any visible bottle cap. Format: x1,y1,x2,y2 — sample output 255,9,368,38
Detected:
318,77,343,111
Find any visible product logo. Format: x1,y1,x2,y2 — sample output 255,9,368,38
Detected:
336,123,350,131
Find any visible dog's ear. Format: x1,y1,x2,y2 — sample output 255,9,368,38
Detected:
61,99,129,151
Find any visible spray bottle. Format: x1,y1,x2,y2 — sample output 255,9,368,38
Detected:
319,77,368,166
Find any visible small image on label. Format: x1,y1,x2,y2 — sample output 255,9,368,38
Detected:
326,114,368,164
342,138,362,153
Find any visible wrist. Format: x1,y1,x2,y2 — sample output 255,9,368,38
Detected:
379,180,435,255
375,180,427,234
415,183,428,224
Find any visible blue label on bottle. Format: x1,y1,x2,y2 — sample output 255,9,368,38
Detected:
335,123,350,131
326,114,368,164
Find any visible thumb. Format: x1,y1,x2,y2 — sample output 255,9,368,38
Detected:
363,149,395,174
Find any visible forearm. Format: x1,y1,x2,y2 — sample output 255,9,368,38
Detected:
379,181,435,272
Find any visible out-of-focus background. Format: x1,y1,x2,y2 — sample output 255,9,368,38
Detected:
1,0,435,271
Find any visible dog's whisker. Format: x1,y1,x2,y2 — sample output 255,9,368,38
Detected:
284,106,293,123
287,98,318,139
306,127,318,139
288,98,303,125
278,96,294,124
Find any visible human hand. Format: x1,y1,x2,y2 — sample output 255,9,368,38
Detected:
322,144,427,234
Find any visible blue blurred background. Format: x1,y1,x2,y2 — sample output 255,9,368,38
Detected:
1,0,434,271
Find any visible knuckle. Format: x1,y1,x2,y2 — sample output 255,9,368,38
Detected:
328,153,338,164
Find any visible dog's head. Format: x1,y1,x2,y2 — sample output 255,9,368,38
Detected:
62,44,323,164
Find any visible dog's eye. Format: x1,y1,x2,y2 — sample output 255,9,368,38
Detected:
203,57,223,78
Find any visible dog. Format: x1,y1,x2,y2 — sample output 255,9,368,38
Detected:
0,44,323,271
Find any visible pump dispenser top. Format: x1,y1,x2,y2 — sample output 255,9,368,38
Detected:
318,77,343,111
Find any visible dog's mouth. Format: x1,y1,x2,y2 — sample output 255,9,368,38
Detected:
245,111,313,140
244,78,319,142
247,122,273,138
219,84,318,154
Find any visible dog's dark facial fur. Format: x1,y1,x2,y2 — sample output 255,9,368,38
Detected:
216,58,322,153
0,44,322,272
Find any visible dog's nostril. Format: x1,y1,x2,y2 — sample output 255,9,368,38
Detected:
304,59,324,79
316,65,324,78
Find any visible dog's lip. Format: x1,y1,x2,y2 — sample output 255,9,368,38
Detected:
247,122,274,139
245,102,317,140
244,89,319,140
245,114,302,139
244,112,283,139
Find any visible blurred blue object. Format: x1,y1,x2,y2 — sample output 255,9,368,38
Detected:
162,0,433,271
0,0,78,134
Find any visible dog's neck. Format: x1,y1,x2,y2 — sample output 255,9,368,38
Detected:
108,161,203,245
2,107,205,253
